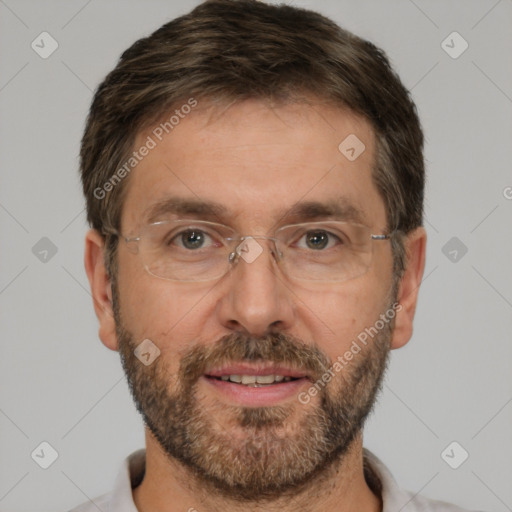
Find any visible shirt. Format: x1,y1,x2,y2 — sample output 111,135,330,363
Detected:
69,448,479,512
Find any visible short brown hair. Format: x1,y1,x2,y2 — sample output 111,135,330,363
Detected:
80,0,424,280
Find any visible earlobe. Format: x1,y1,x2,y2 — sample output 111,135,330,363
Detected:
390,227,427,350
84,229,119,352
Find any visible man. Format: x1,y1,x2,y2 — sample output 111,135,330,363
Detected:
73,1,476,511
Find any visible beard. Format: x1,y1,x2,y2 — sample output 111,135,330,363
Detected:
113,283,393,502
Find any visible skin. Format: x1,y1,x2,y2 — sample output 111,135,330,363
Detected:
85,99,426,512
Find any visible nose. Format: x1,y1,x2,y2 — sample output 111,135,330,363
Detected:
216,237,295,337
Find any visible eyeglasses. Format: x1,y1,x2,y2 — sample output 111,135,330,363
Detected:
107,219,393,283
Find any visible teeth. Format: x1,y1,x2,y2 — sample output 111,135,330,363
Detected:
255,375,276,384
218,374,296,385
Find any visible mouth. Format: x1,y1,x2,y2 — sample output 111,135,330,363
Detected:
202,363,311,406
209,374,300,386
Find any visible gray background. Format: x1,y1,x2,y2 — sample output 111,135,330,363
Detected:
1,1,511,511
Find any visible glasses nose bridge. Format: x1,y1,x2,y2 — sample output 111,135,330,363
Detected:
228,234,283,266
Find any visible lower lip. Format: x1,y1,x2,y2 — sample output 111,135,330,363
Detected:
202,376,309,407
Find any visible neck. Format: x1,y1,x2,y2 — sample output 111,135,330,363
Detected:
133,430,382,512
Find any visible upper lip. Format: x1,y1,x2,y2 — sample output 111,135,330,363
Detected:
205,363,309,379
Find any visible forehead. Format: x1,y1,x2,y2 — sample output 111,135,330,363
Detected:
120,99,386,232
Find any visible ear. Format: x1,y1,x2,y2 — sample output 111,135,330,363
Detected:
84,229,119,351
391,227,427,350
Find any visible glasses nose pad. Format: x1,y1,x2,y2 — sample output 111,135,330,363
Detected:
271,239,283,262
228,250,238,264
227,239,247,265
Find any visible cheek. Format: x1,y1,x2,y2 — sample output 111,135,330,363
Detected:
116,264,214,354
297,276,390,359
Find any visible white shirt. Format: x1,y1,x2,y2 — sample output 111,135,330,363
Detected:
69,448,478,512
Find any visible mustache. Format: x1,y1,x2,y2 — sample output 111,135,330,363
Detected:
177,331,331,387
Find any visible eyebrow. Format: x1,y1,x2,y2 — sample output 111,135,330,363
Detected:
143,196,368,227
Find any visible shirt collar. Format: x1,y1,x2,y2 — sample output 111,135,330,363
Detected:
110,448,145,512
362,448,409,512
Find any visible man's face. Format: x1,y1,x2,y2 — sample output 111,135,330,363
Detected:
112,99,396,499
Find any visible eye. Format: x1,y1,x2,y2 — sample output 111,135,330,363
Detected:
295,229,344,251
168,228,219,250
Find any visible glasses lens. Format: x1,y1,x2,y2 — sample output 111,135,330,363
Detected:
141,220,234,281
276,222,374,281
